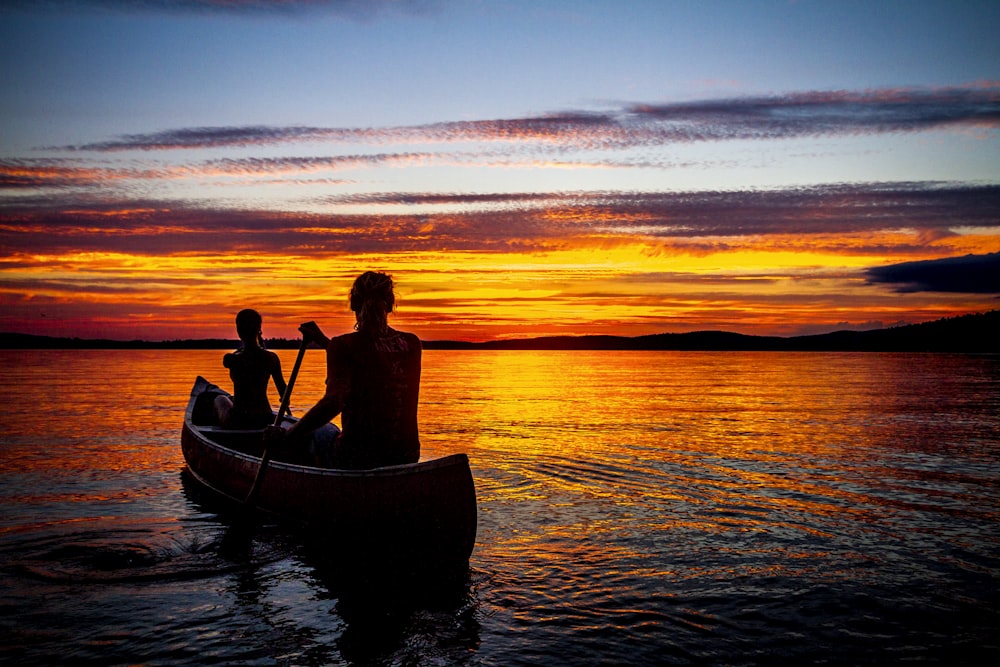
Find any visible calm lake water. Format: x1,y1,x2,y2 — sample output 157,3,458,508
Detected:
1,349,998,666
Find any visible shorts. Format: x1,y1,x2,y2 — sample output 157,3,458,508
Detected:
308,423,341,468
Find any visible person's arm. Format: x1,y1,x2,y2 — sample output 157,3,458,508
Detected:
284,390,342,446
264,374,340,449
270,352,288,400
282,339,347,447
299,321,330,348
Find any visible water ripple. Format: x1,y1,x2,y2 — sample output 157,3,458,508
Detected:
2,520,286,585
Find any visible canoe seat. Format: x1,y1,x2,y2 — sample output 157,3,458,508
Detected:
191,388,225,425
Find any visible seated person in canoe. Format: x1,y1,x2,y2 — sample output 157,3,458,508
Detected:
214,308,288,429
267,271,421,469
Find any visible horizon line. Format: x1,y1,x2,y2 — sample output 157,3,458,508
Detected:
1,309,996,348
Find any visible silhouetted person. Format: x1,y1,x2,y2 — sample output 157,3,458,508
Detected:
214,309,288,428
267,271,421,469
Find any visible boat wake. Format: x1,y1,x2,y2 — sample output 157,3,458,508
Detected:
4,520,285,585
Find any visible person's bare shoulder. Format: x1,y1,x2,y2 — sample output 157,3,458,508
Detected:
327,332,356,351
401,330,421,350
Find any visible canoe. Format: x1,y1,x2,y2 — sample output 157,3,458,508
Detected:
181,376,477,572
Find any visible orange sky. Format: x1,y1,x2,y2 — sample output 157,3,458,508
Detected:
3,200,998,341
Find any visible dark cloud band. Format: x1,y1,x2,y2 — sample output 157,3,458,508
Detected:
3,182,997,257
866,252,1000,294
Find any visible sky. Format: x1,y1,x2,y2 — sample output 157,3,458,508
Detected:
1,0,999,342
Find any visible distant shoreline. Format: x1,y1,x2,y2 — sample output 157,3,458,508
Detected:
2,310,998,353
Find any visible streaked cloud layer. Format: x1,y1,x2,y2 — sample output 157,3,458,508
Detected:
53,86,1000,153
2,2,999,340
4,181,998,254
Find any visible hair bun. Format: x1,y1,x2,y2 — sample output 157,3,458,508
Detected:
350,271,395,333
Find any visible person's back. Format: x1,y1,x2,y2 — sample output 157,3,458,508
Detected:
330,327,421,468
273,271,423,469
224,346,284,427
215,309,287,429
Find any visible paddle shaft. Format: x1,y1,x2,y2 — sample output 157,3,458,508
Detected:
273,339,308,427
245,337,309,505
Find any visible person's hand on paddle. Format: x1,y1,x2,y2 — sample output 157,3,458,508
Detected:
299,321,330,348
263,424,287,448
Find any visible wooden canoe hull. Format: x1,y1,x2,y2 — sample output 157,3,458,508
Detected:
181,377,477,570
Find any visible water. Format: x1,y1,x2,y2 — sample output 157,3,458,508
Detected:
1,349,998,665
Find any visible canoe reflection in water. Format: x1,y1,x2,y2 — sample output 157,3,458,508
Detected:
180,468,481,664
181,376,478,579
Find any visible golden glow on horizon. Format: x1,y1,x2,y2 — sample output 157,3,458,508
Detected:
3,219,999,342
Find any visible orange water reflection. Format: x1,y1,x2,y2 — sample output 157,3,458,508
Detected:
2,349,997,588
2,348,998,667
416,350,999,587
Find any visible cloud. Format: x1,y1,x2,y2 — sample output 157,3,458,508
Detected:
62,126,343,152
865,252,1000,294
0,159,172,189
0,154,443,191
325,182,1000,237
56,84,1000,153
597,183,1000,236
627,86,1000,138
394,86,1000,149
202,153,436,176
3,182,997,257
322,191,571,206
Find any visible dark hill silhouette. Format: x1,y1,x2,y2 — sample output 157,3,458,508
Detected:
424,310,999,352
2,310,998,352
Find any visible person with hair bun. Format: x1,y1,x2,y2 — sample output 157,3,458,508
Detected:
268,271,422,469
214,308,288,428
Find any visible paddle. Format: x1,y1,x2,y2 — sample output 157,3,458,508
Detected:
244,335,309,507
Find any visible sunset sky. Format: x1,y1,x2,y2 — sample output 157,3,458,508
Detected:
2,0,999,342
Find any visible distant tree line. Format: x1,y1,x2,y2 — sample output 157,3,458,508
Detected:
2,310,998,352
